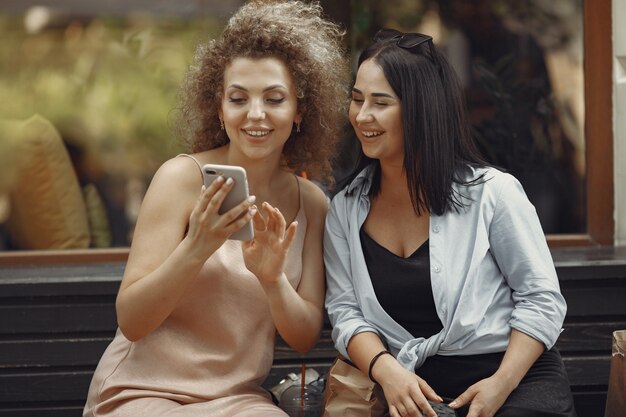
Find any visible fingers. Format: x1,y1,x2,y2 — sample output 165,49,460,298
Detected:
448,384,483,417
389,404,423,417
191,175,258,240
225,199,297,246
219,196,256,238
399,398,423,417
220,193,256,224
206,177,235,215
408,386,435,417
274,205,287,235
193,176,223,216
261,202,283,236
261,202,292,240
251,206,267,231
417,377,443,403
465,403,481,417
387,386,429,417
449,386,475,410
224,202,256,235
385,374,443,417
283,220,298,248
195,176,233,220
388,405,402,417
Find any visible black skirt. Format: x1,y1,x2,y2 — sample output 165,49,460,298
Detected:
413,348,577,417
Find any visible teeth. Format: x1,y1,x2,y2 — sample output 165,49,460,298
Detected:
246,130,269,137
362,131,383,138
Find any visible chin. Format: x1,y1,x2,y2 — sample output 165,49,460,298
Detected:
243,147,280,161
361,146,381,159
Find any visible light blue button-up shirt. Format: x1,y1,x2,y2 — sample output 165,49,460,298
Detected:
324,164,566,371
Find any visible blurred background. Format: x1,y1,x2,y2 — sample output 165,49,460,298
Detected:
0,0,586,250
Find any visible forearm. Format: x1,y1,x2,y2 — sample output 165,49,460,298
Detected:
494,329,545,391
347,331,393,380
116,238,208,341
262,274,324,353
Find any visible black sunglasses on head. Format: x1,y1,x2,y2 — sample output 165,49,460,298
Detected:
374,28,439,68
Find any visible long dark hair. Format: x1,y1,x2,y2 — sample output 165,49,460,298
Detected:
342,34,487,215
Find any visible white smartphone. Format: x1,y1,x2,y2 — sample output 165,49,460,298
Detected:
202,163,254,241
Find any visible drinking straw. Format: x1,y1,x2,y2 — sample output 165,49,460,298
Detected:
301,363,306,407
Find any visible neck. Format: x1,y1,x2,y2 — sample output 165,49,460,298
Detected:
378,160,428,215
378,160,409,199
224,144,285,196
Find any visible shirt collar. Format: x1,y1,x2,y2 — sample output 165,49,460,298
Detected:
346,164,376,195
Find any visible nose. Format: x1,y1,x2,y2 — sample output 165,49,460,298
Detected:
247,99,265,121
354,106,373,124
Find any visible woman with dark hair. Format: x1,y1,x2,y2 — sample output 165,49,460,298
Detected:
83,1,348,416
324,29,575,417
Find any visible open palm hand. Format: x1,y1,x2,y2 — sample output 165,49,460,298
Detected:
242,202,298,285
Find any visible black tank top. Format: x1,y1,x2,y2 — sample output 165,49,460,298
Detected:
360,227,443,338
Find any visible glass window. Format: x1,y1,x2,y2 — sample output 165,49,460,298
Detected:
349,0,586,235
0,2,244,250
0,0,613,253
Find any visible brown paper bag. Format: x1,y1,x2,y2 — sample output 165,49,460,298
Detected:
605,330,626,417
323,356,387,417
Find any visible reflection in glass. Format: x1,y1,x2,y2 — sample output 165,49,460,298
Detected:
0,1,587,250
0,3,241,250
349,0,585,234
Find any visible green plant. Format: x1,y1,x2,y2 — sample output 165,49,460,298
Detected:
0,15,223,178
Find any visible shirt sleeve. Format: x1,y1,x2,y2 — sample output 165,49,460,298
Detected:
324,195,380,358
488,174,567,349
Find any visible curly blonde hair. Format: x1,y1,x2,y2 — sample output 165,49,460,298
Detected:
177,0,349,183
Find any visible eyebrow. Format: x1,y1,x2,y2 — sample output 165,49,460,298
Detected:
352,87,397,99
227,84,288,92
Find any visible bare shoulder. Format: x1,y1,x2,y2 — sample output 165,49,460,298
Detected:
123,155,205,278
298,178,329,224
137,155,204,221
152,155,204,189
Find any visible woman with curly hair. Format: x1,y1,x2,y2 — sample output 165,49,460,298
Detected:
83,1,348,416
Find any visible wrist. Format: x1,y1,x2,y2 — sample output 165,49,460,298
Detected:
260,273,289,295
178,236,210,265
369,350,393,384
492,368,520,392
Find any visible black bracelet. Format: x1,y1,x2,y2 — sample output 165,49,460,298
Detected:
368,350,391,384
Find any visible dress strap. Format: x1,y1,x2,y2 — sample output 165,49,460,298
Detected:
176,153,203,182
295,174,303,215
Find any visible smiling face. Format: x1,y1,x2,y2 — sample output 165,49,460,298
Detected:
220,56,301,162
349,59,404,165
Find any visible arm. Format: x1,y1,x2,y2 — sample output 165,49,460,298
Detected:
348,332,441,417
324,196,440,417
324,196,379,357
450,330,544,417
489,174,566,348
116,158,256,341
242,180,327,353
451,173,565,416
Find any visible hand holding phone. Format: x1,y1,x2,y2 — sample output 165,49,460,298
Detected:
202,164,254,241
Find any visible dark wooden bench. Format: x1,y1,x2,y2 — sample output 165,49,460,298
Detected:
1,247,625,416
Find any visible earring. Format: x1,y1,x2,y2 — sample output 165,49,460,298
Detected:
219,118,225,130
296,122,301,133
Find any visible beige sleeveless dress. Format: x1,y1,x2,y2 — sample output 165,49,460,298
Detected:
83,158,306,417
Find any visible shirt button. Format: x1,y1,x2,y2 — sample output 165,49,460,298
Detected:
433,265,441,273
432,225,440,233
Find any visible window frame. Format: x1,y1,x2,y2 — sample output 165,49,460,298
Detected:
548,0,613,247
